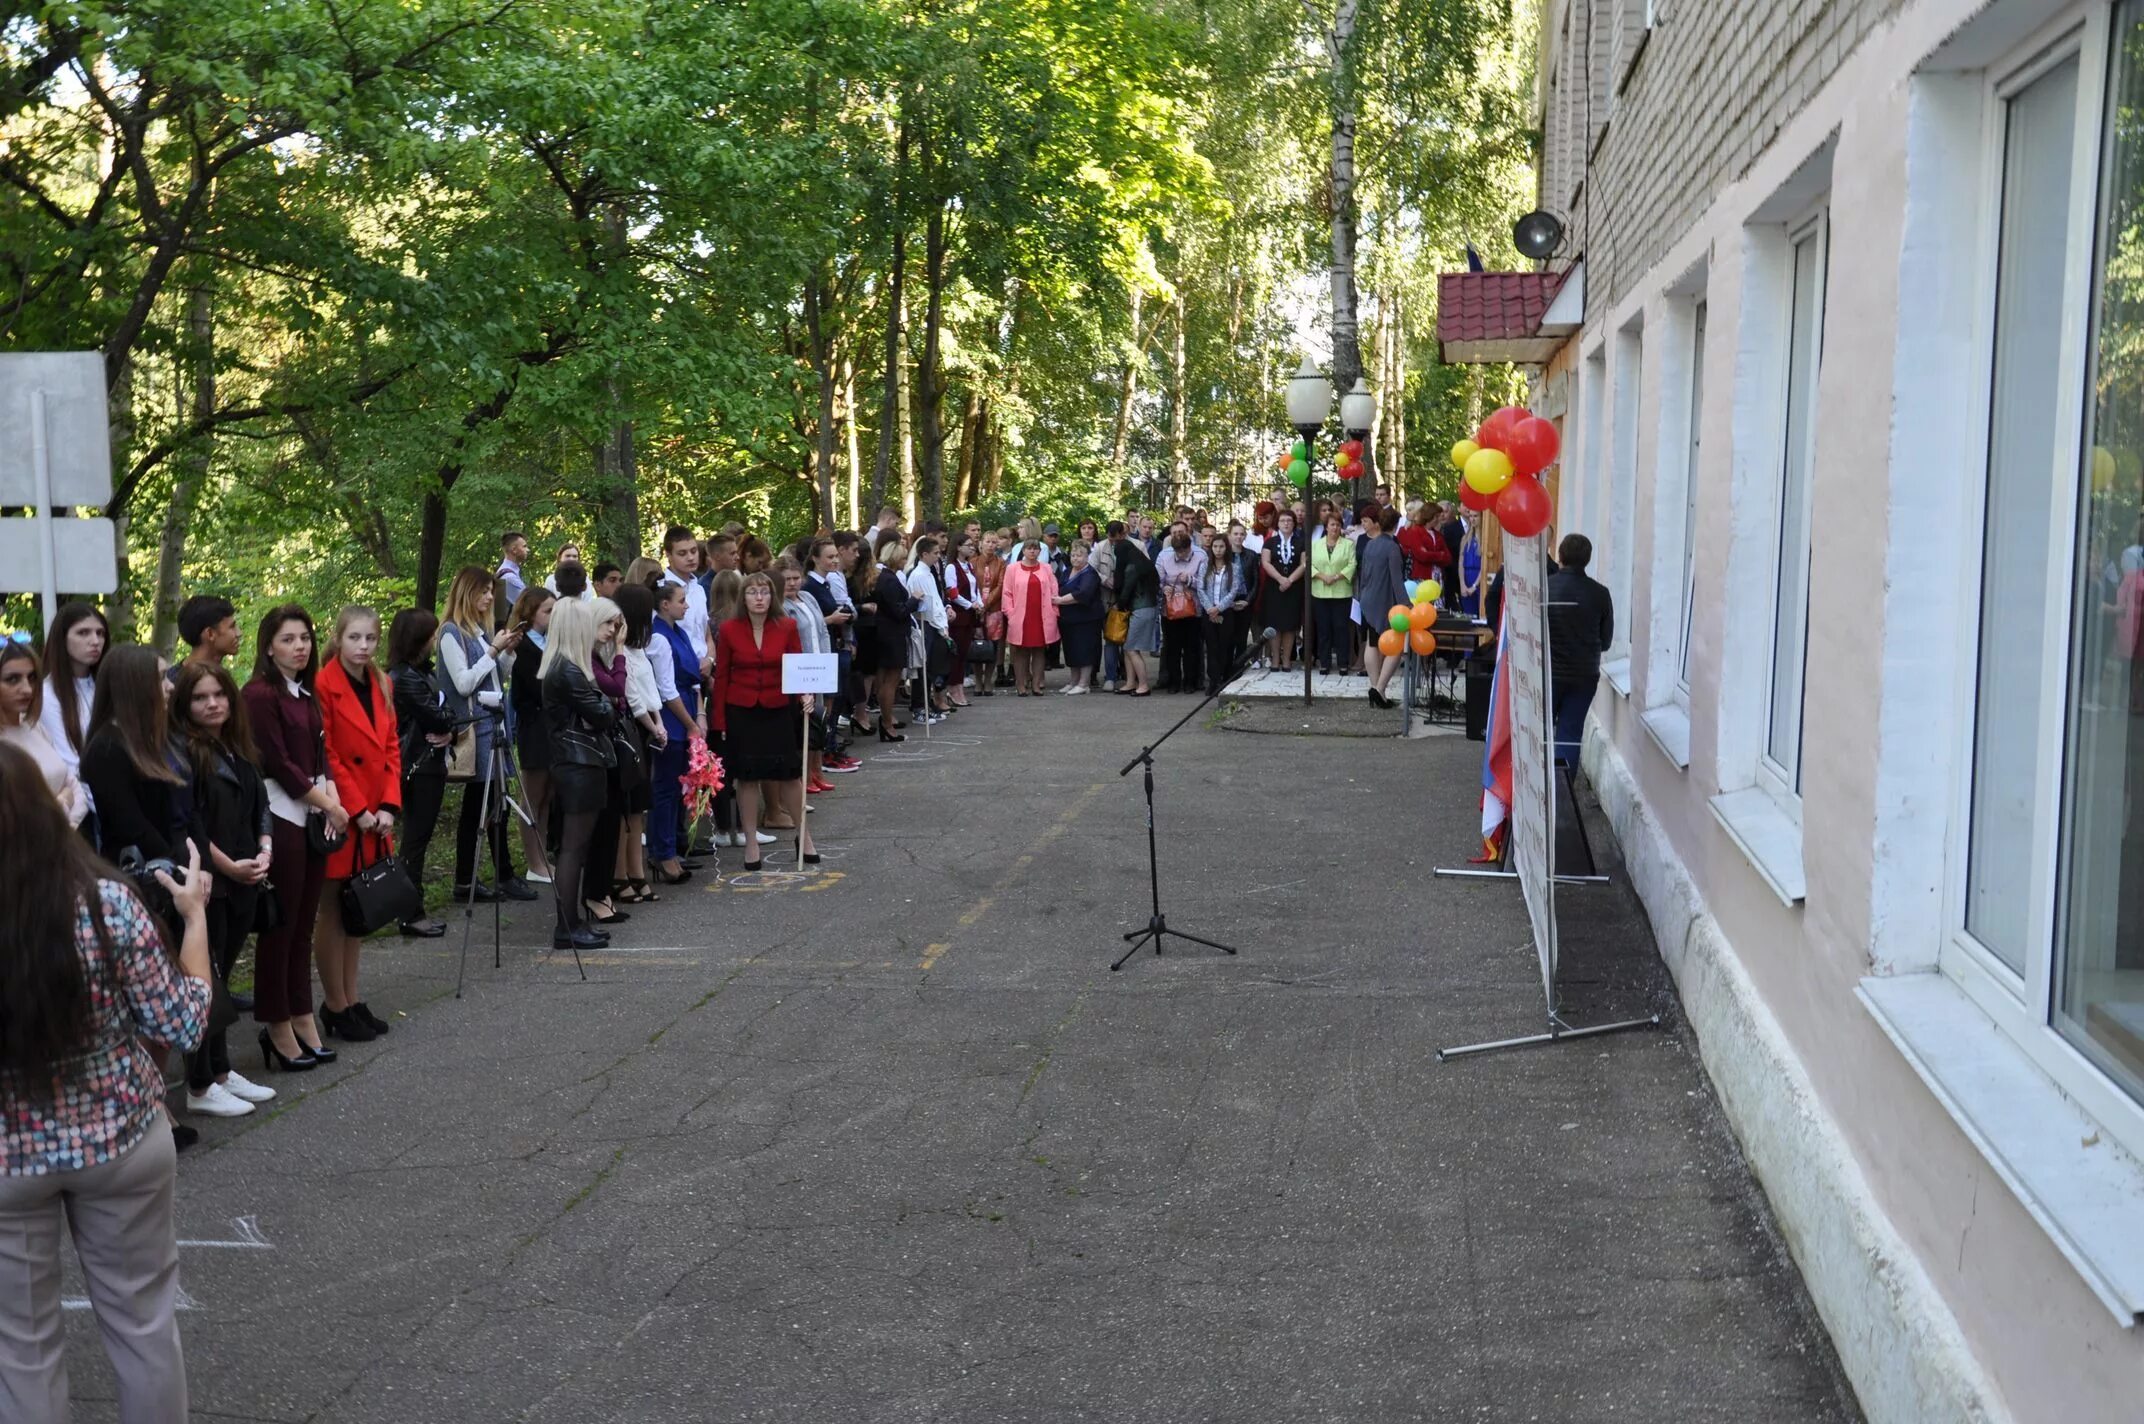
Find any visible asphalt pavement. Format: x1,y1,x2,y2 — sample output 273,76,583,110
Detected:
62,675,1860,1422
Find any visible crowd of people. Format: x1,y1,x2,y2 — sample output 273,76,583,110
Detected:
0,487,1486,1417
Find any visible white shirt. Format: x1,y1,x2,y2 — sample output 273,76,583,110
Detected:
646,627,680,707
826,569,855,611
661,570,710,665
623,645,661,717
37,675,93,782
2,718,87,825
906,563,949,633
946,559,982,612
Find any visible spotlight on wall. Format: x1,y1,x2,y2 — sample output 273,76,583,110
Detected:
1512,210,1566,261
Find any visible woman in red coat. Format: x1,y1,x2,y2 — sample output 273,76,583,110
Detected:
314,606,401,1043
712,573,810,872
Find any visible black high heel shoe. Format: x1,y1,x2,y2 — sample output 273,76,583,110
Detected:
654,864,693,884
741,858,764,873
292,1035,335,1064
588,902,630,926
258,1030,317,1073
878,727,906,743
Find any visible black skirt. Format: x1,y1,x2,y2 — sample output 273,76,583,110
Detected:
553,762,609,815
723,703,803,783
873,619,910,673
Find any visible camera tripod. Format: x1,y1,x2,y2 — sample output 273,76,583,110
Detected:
453,713,580,995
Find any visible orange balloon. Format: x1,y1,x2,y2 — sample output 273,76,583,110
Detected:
1407,603,1437,632
1377,629,1405,657
1408,628,1437,655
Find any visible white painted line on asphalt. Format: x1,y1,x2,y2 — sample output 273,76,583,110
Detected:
178,1215,272,1249
67,1284,200,1312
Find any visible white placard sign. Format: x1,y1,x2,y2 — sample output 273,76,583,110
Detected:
781,652,840,694
0,353,116,623
1501,532,1558,1007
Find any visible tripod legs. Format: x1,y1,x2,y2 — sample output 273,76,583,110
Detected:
455,735,584,999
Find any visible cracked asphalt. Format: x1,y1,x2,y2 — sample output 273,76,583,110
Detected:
64,688,1860,1422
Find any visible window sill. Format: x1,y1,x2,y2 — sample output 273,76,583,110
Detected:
1708,786,1805,905
1858,973,2144,1327
1640,702,1691,770
1602,656,1632,697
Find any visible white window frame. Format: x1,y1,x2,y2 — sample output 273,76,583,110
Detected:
1677,302,1706,697
1606,317,1644,673
1755,208,1828,816
1938,3,2144,1163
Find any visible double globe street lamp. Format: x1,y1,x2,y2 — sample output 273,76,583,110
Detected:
1284,358,1379,704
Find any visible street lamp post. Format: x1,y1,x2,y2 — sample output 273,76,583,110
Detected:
1340,378,1376,500
1286,357,1334,706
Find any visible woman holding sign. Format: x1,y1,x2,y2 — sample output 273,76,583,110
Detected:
712,572,813,871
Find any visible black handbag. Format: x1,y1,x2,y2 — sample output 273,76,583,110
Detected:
306,807,346,857
253,879,284,934
965,635,996,664
338,832,423,936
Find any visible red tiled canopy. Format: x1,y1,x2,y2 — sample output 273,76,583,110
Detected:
1436,270,1574,365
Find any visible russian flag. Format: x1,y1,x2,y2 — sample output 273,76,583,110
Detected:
1474,599,1513,863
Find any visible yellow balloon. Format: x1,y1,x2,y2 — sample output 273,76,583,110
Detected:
2093,445,2117,491
1416,579,1442,604
1463,446,1514,496
1449,439,1480,471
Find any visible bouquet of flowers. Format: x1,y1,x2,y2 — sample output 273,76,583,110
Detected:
681,735,726,827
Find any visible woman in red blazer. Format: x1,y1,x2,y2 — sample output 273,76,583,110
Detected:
711,573,811,871
313,606,402,1044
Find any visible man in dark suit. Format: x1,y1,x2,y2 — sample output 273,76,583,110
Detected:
1545,534,1613,769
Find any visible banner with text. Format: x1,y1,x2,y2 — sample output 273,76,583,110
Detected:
1502,532,1557,1007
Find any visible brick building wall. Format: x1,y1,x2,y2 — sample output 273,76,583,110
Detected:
1538,0,1908,307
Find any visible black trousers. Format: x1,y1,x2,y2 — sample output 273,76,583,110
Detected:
399,772,447,910
186,896,247,1091
453,776,515,887
1161,616,1201,690
1203,617,1237,693
1312,599,1353,672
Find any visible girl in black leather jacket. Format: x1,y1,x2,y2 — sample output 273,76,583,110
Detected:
538,601,616,950
387,609,456,937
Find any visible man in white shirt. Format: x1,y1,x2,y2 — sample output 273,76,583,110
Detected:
660,525,712,678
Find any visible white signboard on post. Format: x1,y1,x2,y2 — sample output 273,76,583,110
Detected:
1501,532,1558,1007
0,353,117,624
781,652,840,694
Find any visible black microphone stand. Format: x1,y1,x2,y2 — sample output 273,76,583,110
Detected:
1112,626,1269,972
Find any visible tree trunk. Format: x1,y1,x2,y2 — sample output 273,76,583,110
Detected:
917,194,949,523
1111,285,1141,470
1387,290,1406,493
105,356,137,638
417,490,449,612
1325,0,1365,500
805,265,839,531
151,284,213,657
954,390,982,511
985,409,1006,499
594,206,640,561
1170,283,1190,507
842,359,862,528
870,119,908,522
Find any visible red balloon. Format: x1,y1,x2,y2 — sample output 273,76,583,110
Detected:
1476,404,1527,451
1458,480,1494,512
1342,439,1365,459
1495,474,1552,537
1504,416,1561,477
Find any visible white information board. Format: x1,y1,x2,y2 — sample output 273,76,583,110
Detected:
781,652,840,694
0,353,116,623
1501,532,1558,1006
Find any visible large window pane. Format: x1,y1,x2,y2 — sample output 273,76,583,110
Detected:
2057,4,2144,1107
1679,303,1706,688
1767,225,1824,785
1968,55,2079,974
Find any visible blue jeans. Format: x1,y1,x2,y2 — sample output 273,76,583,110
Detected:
1103,640,1121,684
1552,677,1598,768
649,735,688,862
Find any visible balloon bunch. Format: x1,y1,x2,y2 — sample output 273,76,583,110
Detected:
1448,405,1558,538
1375,577,1443,657
1273,438,1311,488
1334,438,1366,479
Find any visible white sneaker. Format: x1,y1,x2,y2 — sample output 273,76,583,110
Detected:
220,1071,276,1104
1063,684,1087,695
754,831,777,845
187,1083,254,1117
525,870,553,885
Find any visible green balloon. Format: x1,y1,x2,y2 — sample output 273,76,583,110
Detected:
1287,458,1309,484
1290,438,1308,461
1389,609,1412,633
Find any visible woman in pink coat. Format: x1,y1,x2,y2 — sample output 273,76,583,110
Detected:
1000,541,1061,696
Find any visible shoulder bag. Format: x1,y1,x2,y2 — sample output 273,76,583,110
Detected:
438,632,482,782
339,831,423,936
1163,585,1199,621
1103,608,1131,644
